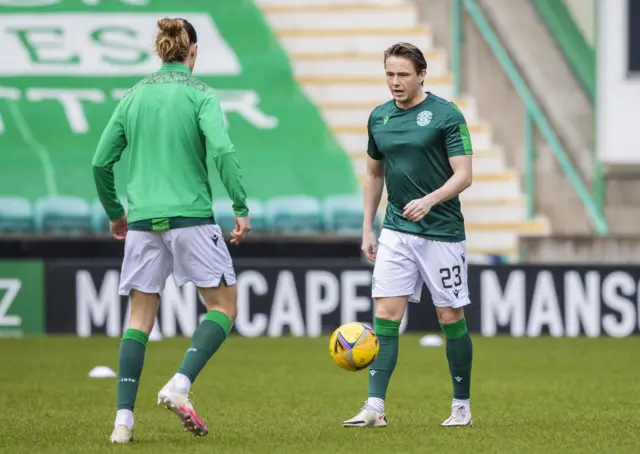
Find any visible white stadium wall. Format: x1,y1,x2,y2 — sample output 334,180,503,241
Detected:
596,0,640,165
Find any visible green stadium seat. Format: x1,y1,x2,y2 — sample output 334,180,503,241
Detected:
212,198,235,233
266,195,322,234
322,194,383,235
34,196,93,235
0,196,34,233
246,198,268,232
92,197,128,234
322,194,363,234
213,198,268,233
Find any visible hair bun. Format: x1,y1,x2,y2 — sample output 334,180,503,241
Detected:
157,18,184,36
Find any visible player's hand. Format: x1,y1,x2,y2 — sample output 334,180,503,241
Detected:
110,214,128,240
231,216,251,245
403,197,433,222
361,229,378,262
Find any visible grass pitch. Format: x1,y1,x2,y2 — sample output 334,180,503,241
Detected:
1,334,639,453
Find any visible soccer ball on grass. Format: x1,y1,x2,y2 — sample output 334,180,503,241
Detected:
329,322,379,371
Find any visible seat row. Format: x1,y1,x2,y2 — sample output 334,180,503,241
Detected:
0,195,381,235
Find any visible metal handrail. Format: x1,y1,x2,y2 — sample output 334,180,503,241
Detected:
451,0,608,234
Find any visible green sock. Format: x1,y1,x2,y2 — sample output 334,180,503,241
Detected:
440,318,473,400
368,317,400,400
177,310,232,383
117,328,149,411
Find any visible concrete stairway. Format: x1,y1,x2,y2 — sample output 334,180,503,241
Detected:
256,0,550,261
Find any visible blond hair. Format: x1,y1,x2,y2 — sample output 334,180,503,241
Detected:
155,18,190,62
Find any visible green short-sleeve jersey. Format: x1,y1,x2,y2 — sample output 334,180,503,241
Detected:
368,92,473,242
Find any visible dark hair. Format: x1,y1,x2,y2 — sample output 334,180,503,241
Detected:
154,18,198,63
383,42,428,73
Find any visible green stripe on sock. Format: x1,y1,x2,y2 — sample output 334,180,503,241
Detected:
440,318,468,340
374,317,401,337
122,328,149,346
204,310,232,337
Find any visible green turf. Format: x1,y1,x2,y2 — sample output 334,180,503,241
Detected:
1,334,639,453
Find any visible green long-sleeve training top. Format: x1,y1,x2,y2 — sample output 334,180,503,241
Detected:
92,62,248,231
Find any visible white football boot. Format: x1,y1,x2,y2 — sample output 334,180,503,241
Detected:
109,424,133,443
343,403,388,428
157,378,208,436
441,405,473,427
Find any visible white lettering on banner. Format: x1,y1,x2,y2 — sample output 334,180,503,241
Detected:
268,271,305,337
480,270,525,336
0,278,21,327
400,303,408,333
0,86,279,134
370,296,409,334
218,91,279,130
527,271,563,337
27,88,104,133
601,271,636,337
235,270,268,338
0,1,60,6
0,1,149,6
0,14,240,76
0,87,278,135
305,271,339,337
161,278,198,337
0,86,21,134
76,270,120,337
81,0,150,5
565,271,600,337
111,89,278,131
121,297,161,339
340,271,372,324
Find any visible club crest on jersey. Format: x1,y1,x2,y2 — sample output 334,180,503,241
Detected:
416,110,433,126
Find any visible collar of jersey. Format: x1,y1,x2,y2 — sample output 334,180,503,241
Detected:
158,62,191,74
394,91,432,112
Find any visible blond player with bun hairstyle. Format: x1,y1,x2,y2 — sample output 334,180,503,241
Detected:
93,18,251,443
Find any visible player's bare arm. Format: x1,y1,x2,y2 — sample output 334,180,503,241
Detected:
403,155,472,222
362,156,384,261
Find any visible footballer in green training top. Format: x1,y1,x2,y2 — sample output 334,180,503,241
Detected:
93,18,251,444
343,42,474,429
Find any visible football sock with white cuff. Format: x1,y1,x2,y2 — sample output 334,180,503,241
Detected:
367,317,400,411
440,318,473,401
116,328,148,413
177,310,232,385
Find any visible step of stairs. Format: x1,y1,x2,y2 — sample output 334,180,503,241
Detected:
276,27,434,54
351,148,506,175
292,51,449,77
263,3,418,30
333,123,493,151
257,0,552,258
358,172,523,200
318,97,478,125
300,75,454,103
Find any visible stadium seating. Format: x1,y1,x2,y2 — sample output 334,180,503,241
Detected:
322,194,362,234
266,195,323,234
0,194,387,236
0,196,34,234
212,197,269,233
92,197,128,234
34,196,93,235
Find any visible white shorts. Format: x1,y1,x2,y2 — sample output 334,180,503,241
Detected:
371,228,470,308
118,224,236,296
